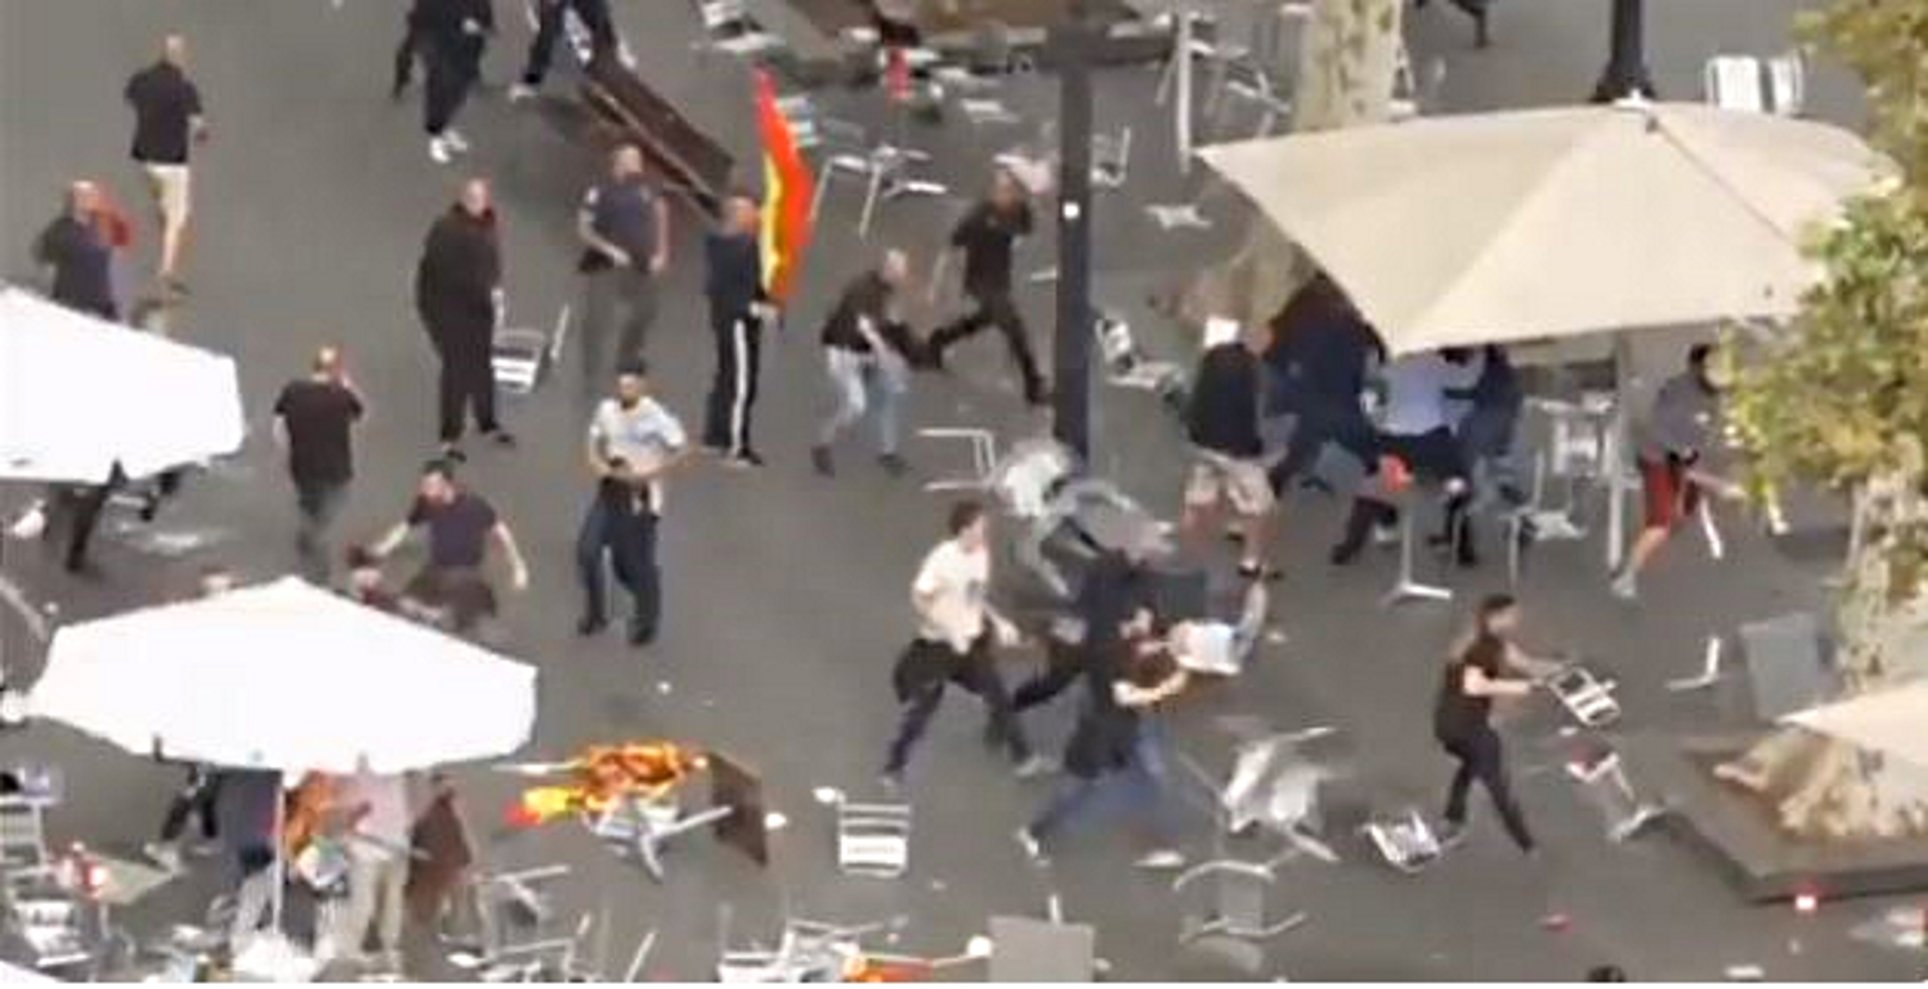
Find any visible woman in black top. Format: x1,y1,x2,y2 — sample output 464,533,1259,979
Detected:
1433,594,1541,853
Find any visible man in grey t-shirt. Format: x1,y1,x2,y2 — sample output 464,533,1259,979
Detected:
1611,344,1739,600
577,359,687,646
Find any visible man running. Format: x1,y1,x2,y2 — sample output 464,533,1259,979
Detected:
882,501,1050,786
812,249,920,478
927,171,1045,405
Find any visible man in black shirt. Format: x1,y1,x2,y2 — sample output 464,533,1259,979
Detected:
413,0,493,164
927,172,1046,405
702,194,771,466
371,460,529,635
1433,594,1541,853
813,250,919,478
1183,320,1275,580
415,178,513,458
124,34,206,293
34,182,118,320
274,347,367,582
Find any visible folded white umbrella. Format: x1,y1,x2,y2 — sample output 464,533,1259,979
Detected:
1783,680,1928,771
1200,102,1889,355
0,285,245,483
31,577,537,773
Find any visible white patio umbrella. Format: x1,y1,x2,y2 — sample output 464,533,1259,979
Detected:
0,285,245,483
1783,681,1928,771
29,577,536,773
1198,101,1889,356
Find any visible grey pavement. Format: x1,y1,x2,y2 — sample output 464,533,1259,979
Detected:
0,0,1919,981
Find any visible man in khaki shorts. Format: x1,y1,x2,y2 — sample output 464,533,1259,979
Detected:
1183,319,1276,580
124,34,207,295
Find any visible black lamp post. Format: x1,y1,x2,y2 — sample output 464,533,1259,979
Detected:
1050,0,1098,461
1590,0,1657,102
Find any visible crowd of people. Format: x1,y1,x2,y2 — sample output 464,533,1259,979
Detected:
11,1,1760,977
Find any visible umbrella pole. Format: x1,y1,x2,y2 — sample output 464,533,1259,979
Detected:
1607,333,1632,573
1175,4,1193,175
271,772,286,935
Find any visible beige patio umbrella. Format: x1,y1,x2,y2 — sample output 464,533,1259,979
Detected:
1198,101,1888,356
1783,681,1928,771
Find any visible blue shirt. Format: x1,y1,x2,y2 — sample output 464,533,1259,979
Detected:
1381,353,1453,437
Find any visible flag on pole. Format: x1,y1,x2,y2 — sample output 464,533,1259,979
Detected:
753,70,814,304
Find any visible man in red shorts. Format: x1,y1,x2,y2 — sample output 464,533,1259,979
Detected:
1612,345,1737,600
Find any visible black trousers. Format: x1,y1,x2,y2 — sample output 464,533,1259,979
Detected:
58,482,115,572
423,45,480,135
702,308,762,455
434,337,500,443
522,0,615,85
1441,728,1535,852
158,767,222,843
391,16,421,95
1269,394,1382,493
930,289,1045,401
884,638,1030,775
1013,639,1085,712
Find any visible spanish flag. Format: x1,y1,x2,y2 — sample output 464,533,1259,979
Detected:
753,70,814,305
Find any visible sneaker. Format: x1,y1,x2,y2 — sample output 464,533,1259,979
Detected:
143,841,182,872
576,615,607,637
627,619,656,647
1371,523,1400,547
811,445,834,477
506,82,538,103
1609,571,1638,601
1014,828,1045,863
428,135,452,164
442,128,471,153
878,453,908,478
485,429,517,448
1133,848,1186,870
1012,754,1055,779
1436,820,1467,849
733,449,767,468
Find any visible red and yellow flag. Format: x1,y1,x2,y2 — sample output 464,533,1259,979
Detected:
753,70,814,305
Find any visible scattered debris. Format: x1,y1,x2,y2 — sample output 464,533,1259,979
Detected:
655,681,672,695
1539,912,1571,932
764,812,788,831
1723,965,1765,981
929,879,946,892
812,786,844,805
1263,628,1288,645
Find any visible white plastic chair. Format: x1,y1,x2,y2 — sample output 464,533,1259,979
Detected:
1704,53,1805,116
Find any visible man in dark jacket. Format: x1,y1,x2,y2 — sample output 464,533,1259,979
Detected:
812,250,919,478
1264,274,1383,495
412,0,493,163
415,177,513,459
1183,320,1275,580
33,181,119,320
702,193,770,466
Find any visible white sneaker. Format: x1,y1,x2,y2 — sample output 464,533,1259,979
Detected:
428,136,452,164
1133,848,1186,870
442,128,471,153
1609,571,1638,601
1013,754,1056,779
1014,828,1044,863
143,841,182,872
506,82,537,103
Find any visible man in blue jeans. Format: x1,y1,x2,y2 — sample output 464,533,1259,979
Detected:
1017,608,1191,871
578,359,687,647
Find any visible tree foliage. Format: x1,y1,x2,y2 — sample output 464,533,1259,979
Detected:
1726,0,1928,609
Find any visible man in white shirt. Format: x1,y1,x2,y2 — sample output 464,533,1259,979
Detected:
578,359,688,647
327,768,412,968
882,500,1051,785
